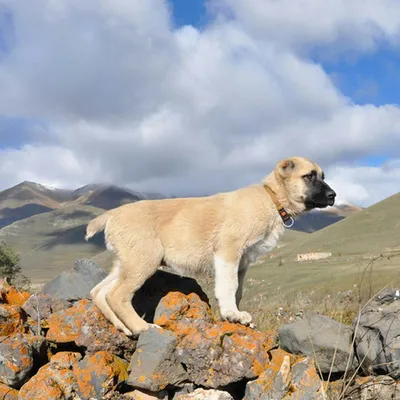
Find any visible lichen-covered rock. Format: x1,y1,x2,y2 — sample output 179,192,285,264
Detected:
244,354,324,400
40,259,108,301
46,299,136,359
0,335,34,388
19,350,128,400
0,279,30,307
18,352,79,400
155,292,276,388
279,314,357,375
174,388,233,400
0,305,27,336
0,382,18,400
154,292,214,331
73,351,129,399
127,326,188,392
22,292,72,321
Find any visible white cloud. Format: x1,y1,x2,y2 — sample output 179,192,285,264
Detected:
0,0,400,205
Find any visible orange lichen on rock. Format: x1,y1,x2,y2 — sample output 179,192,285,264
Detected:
46,299,90,343
73,351,129,399
0,280,30,307
0,304,27,336
0,383,19,400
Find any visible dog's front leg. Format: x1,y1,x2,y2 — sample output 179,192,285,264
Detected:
213,254,252,326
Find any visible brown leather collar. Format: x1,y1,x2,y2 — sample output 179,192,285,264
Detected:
263,185,294,227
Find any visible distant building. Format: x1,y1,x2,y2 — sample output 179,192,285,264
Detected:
296,252,332,262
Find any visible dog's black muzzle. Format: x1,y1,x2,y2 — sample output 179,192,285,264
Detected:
305,180,336,209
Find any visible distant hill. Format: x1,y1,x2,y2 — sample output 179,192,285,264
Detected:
0,181,64,228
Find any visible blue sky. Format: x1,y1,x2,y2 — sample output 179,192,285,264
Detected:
1,0,400,205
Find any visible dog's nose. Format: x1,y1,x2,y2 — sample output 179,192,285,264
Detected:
326,189,336,199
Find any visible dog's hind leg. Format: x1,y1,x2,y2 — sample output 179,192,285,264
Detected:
91,260,132,336
106,249,163,336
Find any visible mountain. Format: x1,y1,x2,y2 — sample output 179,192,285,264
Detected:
0,181,64,229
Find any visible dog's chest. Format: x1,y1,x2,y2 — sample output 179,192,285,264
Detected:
244,225,284,264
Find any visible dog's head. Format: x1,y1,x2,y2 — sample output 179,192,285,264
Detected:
273,156,336,212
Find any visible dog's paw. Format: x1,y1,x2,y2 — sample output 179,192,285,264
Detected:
221,310,253,326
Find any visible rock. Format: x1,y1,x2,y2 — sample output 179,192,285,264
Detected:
40,259,108,301
18,352,79,400
132,269,209,324
73,351,129,399
46,299,136,360
22,292,72,321
0,279,30,308
279,314,357,375
123,389,169,399
0,382,18,400
154,292,277,388
172,383,196,399
244,353,324,400
127,326,188,392
154,292,214,334
0,305,27,336
0,333,46,388
342,375,400,400
19,350,128,400
353,299,400,378
175,388,233,399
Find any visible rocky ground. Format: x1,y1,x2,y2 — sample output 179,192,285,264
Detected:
1,260,400,399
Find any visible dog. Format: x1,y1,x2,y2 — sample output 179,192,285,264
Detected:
85,156,336,336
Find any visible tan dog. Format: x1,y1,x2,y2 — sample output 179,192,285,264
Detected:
85,156,336,336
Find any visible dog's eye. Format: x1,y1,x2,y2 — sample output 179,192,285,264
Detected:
303,173,314,180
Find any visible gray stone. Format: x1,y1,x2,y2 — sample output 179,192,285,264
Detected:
172,383,196,399
22,292,72,320
127,326,188,392
40,259,108,301
279,314,358,375
353,299,400,378
175,389,233,400
0,333,46,388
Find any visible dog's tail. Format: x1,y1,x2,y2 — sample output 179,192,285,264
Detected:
85,212,112,241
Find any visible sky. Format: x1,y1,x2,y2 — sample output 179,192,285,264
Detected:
0,0,400,207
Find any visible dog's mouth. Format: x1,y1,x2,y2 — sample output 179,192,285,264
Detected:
305,194,336,209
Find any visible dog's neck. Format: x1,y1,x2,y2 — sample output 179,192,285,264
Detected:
262,174,303,217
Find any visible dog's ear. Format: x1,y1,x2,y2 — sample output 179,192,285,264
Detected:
276,158,296,179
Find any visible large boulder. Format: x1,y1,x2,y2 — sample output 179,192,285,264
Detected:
22,292,72,321
40,259,108,301
279,314,358,375
353,291,400,377
153,292,277,389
